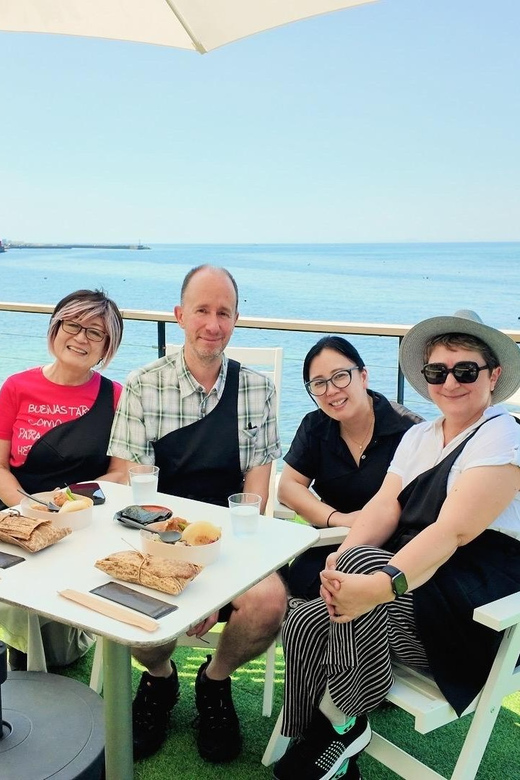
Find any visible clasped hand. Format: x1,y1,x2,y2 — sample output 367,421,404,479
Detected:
320,551,381,623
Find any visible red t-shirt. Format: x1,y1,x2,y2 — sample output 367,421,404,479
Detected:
0,368,122,468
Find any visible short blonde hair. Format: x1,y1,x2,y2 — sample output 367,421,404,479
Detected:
48,289,123,367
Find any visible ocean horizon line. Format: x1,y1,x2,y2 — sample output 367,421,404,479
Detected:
3,240,520,248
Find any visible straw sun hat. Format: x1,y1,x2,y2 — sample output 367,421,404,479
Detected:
399,310,520,404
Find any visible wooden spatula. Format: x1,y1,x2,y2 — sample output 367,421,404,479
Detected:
58,589,159,632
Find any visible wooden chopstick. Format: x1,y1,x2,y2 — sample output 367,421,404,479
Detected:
58,589,159,632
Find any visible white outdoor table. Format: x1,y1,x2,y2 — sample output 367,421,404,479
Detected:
0,481,318,780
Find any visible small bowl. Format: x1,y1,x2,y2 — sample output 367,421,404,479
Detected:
20,492,93,530
140,525,221,566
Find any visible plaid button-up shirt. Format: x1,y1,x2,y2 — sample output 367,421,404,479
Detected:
108,349,281,474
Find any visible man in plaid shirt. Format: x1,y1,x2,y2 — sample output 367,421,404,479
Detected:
107,265,285,764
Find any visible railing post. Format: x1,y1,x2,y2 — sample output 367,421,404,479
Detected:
157,321,166,358
397,336,405,404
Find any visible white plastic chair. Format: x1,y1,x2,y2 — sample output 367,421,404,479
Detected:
262,590,520,779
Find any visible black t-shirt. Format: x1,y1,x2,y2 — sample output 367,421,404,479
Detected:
284,390,422,599
284,390,422,512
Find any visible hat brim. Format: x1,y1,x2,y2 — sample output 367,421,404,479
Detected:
399,315,520,404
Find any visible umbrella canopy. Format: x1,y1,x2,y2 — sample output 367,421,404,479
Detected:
0,0,377,52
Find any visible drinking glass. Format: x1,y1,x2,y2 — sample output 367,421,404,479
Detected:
129,465,159,505
228,493,261,537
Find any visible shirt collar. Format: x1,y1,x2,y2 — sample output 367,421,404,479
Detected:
175,347,228,400
432,403,506,436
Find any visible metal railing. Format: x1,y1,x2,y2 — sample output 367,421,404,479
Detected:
2,301,520,407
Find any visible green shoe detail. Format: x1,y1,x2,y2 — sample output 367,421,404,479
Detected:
333,758,350,778
333,716,356,736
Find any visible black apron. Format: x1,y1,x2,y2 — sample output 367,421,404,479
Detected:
387,419,520,714
11,375,114,496
151,359,244,507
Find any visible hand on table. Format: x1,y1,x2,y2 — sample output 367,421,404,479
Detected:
186,610,219,638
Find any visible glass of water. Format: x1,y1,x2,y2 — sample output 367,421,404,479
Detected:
228,493,261,537
129,464,159,505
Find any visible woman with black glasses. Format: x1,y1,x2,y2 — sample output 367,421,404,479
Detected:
278,336,421,600
274,311,520,780
0,288,123,668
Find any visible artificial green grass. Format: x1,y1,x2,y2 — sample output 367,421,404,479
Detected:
58,645,519,779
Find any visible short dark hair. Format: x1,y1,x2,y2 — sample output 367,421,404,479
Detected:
48,289,123,367
180,265,239,311
303,336,365,383
424,333,499,369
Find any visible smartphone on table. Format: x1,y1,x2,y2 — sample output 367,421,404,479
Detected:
68,482,106,505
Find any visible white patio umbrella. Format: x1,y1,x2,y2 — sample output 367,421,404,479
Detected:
0,0,377,52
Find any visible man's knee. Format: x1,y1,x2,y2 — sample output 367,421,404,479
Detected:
133,641,177,669
231,574,287,634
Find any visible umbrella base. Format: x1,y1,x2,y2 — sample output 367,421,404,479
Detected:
0,671,104,779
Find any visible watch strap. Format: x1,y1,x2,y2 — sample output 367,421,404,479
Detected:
381,564,408,597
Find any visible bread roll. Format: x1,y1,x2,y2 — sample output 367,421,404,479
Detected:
181,521,221,546
59,497,92,513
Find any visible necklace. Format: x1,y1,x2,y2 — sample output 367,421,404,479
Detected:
343,409,375,452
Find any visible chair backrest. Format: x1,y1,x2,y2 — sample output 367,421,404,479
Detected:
165,344,283,516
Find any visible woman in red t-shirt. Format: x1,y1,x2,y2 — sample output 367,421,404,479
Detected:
0,288,124,668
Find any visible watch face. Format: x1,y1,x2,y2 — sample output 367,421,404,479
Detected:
392,571,408,597
382,565,408,597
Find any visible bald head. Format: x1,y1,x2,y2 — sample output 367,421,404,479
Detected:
174,265,239,370
180,265,239,313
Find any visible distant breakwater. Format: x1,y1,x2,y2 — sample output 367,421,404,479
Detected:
7,242,150,250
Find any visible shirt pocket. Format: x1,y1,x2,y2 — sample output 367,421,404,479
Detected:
242,426,259,442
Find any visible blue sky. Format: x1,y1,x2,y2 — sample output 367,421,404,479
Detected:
1,0,519,244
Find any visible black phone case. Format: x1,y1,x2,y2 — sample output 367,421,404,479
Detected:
0,551,26,569
89,582,178,618
69,483,106,505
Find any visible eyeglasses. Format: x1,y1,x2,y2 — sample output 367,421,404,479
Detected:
60,320,107,343
305,367,360,396
421,361,490,385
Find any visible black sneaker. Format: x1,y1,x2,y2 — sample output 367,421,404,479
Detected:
273,709,370,780
132,661,180,760
194,654,242,763
334,755,361,779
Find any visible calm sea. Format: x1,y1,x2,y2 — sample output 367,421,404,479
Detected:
1,242,519,451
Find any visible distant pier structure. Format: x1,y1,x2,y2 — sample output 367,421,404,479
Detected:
6,242,150,250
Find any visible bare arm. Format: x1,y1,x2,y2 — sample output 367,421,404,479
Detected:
0,439,24,508
243,462,272,514
278,463,360,528
97,456,131,485
322,464,520,621
389,464,520,590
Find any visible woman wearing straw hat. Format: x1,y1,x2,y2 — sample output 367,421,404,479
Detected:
274,310,520,780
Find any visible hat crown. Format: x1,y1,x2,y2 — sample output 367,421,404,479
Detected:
452,309,484,325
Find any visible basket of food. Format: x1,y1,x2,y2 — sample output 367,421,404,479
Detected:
141,518,222,566
20,488,93,530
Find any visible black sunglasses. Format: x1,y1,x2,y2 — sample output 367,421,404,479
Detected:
421,361,490,385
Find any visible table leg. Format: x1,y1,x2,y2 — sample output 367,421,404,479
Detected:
103,638,133,780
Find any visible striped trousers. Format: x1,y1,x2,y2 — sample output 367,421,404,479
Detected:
281,545,429,737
